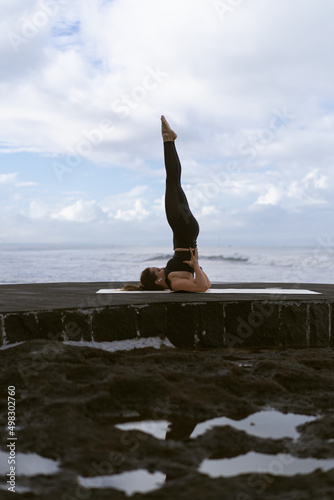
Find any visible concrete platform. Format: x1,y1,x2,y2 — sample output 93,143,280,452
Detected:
1,282,333,349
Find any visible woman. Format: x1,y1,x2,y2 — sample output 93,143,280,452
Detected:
123,116,211,292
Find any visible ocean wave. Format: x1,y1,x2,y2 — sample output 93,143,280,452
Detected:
141,254,173,262
140,253,250,264
246,252,334,269
202,254,249,263
1,245,333,284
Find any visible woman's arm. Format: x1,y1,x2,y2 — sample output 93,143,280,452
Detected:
193,264,210,291
170,248,210,292
170,277,209,292
201,269,211,288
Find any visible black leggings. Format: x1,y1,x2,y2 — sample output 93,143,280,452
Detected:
164,141,199,249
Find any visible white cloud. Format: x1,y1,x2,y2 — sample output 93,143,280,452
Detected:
17,181,39,187
256,185,282,206
100,185,151,215
49,185,152,225
303,170,328,191
1,0,334,166
114,200,150,221
52,199,105,222
199,205,219,216
29,200,48,219
1,0,334,245
0,173,17,184
0,172,38,188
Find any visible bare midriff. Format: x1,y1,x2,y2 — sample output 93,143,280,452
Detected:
174,247,196,251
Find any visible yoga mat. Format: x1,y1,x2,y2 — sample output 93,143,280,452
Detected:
96,288,320,295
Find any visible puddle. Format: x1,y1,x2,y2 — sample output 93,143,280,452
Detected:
0,450,59,476
199,451,334,477
0,341,25,351
120,410,140,419
78,469,166,495
64,337,175,353
190,410,316,440
0,484,32,493
115,420,171,439
113,411,316,442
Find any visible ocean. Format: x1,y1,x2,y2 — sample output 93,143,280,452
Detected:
0,244,333,285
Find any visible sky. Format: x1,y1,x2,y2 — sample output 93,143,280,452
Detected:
1,0,334,247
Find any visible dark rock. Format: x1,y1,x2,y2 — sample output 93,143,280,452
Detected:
280,302,308,347
4,312,40,342
137,303,167,338
37,310,64,339
198,303,225,347
331,303,334,348
166,303,200,348
62,310,92,341
92,306,137,341
309,302,330,347
1,342,334,500
224,301,255,348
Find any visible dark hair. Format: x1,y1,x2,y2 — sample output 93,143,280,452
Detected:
122,267,166,291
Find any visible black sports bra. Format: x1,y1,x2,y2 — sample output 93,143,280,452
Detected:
164,250,194,289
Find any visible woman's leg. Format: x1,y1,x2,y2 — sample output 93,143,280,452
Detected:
164,141,190,224
162,117,199,247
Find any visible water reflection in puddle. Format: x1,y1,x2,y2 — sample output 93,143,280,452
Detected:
0,341,25,351
115,420,171,439
114,411,316,442
190,410,316,440
78,469,166,496
0,484,32,493
199,451,334,478
0,450,59,477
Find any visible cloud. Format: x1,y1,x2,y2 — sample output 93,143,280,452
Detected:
256,185,282,206
0,173,18,184
1,0,333,166
1,0,334,245
255,169,329,209
44,185,153,225
52,199,106,222
0,172,38,188
100,185,152,216
114,200,150,221
29,200,49,219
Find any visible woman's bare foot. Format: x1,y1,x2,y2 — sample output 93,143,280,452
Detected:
161,115,177,142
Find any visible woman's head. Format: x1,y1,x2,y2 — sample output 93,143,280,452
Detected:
122,267,168,291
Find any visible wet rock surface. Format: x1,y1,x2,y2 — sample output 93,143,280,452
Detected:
1,340,334,499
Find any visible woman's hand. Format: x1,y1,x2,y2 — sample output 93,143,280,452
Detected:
183,248,199,269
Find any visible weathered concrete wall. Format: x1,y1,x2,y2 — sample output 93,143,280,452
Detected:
1,281,333,349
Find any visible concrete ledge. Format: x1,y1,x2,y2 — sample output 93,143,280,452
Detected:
1,282,333,349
